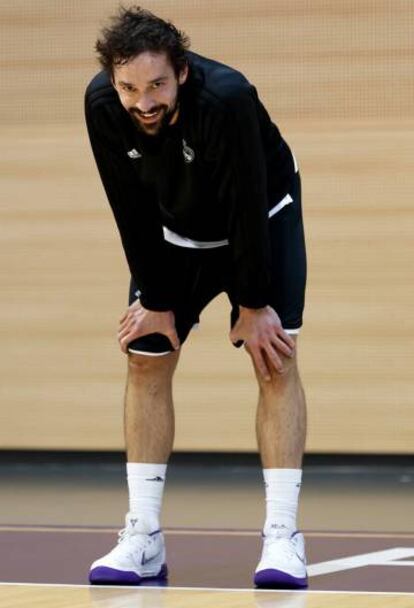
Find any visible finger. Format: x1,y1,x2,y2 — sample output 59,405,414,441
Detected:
278,329,296,350
118,326,141,350
119,335,128,354
119,311,140,331
119,299,141,323
118,317,131,333
119,310,129,323
229,330,242,347
117,321,135,340
249,345,271,381
165,329,180,351
271,335,295,358
119,331,136,353
264,343,284,374
119,308,136,325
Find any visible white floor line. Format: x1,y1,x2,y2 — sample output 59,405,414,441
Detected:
0,582,413,596
1,525,414,539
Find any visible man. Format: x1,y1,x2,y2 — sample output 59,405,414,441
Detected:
85,6,307,589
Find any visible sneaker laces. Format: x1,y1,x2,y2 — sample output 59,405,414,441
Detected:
117,527,128,544
115,526,152,566
117,526,146,549
265,536,298,560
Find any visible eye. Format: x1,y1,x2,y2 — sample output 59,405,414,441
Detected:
151,81,163,89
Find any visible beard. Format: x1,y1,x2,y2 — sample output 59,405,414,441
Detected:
129,96,179,137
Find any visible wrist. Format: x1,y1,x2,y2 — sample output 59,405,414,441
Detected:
239,305,267,316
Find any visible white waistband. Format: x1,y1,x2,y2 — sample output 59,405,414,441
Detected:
163,226,229,249
163,171,297,251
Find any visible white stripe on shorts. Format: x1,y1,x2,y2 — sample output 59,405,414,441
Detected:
163,226,229,249
292,149,299,173
128,348,172,356
268,194,293,218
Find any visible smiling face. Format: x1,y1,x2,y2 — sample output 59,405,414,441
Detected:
112,51,188,135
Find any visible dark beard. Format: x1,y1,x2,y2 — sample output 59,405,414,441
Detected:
129,99,179,137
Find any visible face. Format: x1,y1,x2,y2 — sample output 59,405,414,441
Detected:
112,51,188,136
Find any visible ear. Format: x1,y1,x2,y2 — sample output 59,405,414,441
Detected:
178,63,189,86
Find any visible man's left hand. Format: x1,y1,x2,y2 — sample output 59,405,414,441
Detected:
229,306,296,380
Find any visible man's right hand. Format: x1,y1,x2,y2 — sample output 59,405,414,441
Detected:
117,300,180,354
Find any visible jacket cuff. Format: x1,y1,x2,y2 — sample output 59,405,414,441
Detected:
236,290,270,309
139,291,174,312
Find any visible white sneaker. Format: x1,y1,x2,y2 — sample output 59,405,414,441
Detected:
89,513,167,585
254,530,308,588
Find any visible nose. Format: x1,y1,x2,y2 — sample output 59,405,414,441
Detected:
135,93,156,114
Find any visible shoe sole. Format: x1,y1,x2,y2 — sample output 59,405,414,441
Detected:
254,568,308,589
89,563,168,585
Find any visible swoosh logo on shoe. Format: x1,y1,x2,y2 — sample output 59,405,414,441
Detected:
296,552,307,565
145,476,164,482
141,551,157,566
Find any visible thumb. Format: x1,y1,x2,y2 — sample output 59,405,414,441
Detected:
167,329,180,351
229,326,237,341
229,328,244,348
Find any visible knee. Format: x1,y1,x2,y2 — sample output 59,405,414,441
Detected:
257,354,299,393
128,352,157,373
127,352,177,386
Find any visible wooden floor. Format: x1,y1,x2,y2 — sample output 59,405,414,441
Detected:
3,525,414,607
1,584,414,608
1,455,413,607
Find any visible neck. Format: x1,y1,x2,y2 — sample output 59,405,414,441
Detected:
168,103,180,126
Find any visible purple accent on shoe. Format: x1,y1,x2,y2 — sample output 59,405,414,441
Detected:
254,568,308,589
89,563,168,586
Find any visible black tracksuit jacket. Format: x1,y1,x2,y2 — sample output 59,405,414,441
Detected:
84,51,297,311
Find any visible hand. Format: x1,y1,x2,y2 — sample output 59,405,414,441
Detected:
117,299,180,354
229,306,296,380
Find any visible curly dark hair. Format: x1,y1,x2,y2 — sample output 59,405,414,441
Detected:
95,5,190,77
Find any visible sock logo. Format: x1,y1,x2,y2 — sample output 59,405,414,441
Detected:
271,524,288,530
269,523,291,537
130,518,138,527
146,476,164,482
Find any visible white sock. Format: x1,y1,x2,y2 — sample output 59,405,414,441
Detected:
126,462,167,533
263,468,302,536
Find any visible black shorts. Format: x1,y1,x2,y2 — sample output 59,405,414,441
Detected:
127,172,307,355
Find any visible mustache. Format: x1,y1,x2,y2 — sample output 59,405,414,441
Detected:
129,106,165,116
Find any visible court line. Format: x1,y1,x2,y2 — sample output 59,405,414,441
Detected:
1,525,414,539
3,522,414,536
0,582,413,596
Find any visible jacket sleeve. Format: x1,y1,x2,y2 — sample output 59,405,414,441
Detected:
84,101,174,311
225,85,272,309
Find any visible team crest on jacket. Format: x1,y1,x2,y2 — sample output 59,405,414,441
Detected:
182,139,195,163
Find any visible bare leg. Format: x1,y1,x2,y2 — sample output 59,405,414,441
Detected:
253,337,307,468
124,350,180,463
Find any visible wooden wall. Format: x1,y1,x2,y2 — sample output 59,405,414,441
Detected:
1,1,413,452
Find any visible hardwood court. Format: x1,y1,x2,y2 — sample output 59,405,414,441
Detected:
1,584,414,608
1,525,414,607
